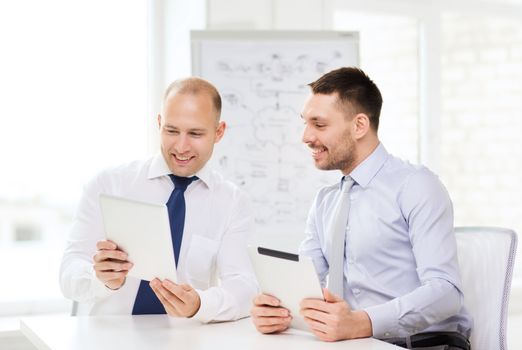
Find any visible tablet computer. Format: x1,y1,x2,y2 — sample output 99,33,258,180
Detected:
248,246,324,331
99,194,177,282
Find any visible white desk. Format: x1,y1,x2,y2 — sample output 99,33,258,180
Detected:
21,315,399,350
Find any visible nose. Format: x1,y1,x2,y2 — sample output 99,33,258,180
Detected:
302,123,314,145
174,133,190,154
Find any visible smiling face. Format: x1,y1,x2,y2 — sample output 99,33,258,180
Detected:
158,92,225,177
301,93,358,175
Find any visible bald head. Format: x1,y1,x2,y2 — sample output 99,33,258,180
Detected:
163,77,222,122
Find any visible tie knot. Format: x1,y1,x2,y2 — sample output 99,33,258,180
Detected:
341,176,355,193
169,174,198,192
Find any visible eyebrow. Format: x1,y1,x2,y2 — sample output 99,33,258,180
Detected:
163,125,207,132
301,115,327,122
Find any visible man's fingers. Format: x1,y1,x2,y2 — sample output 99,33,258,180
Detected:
96,240,118,250
304,315,329,332
96,270,127,282
304,317,335,342
160,280,194,305
253,293,281,307
310,328,333,342
300,298,332,313
94,261,133,272
162,280,188,297
255,313,292,334
150,281,169,304
149,280,185,316
179,283,193,292
257,323,290,334
254,315,292,327
300,307,331,324
251,306,289,318
323,288,344,303
153,280,184,306
93,249,128,263
150,283,179,316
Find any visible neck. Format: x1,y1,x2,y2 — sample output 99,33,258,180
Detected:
342,137,380,175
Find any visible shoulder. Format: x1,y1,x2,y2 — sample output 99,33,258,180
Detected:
402,165,447,199
206,169,249,202
203,170,254,221
86,157,153,191
380,154,445,194
382,156,451,213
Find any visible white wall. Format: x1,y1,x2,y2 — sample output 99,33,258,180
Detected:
206,0,522,314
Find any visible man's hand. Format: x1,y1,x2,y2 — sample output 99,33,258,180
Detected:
93,240,133,290
149,279,201,317
250,294,292,334
300,288,372,342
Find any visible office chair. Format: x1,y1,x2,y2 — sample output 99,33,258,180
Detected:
71,301,78,316
455,226,518,350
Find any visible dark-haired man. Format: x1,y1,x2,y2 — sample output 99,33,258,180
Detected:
60,77,258,321
251,67,472,349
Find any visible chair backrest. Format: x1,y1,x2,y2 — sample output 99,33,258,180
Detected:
71,301,78,316
455,226,518,350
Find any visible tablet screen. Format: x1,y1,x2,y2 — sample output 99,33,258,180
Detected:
249,245,324,331
99,194,177,282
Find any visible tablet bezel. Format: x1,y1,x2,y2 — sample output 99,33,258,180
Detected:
99,194,177,282
248,245,324,331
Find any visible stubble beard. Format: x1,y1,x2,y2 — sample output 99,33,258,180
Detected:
316,130,356,172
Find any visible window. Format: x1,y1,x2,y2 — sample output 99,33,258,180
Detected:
0,0,147,315
207,3,522,286
440,12,522,278
333,11,419,162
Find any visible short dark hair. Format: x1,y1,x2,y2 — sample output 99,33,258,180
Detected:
163,77,222,121
308,67,383,131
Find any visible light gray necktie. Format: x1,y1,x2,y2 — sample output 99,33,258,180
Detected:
328,176,355,297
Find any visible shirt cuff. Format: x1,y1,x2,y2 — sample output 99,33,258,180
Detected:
191,288,218,323
364,300,401,339
90,267,121,299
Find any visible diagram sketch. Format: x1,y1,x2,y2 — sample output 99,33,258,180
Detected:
192,32,359,237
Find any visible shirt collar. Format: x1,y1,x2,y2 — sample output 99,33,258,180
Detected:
348,142,389,189
147,153,214,190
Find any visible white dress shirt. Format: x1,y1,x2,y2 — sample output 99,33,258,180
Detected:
300,143,472,339
60,154,259,322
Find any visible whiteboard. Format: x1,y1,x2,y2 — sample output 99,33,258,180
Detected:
191,31,359,240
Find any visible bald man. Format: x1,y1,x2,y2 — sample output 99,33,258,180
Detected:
60,77,258,322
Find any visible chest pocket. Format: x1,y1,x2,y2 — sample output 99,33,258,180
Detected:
186,234,220,289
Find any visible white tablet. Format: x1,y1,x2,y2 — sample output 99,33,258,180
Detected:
248,246,324,331
99,194,177,282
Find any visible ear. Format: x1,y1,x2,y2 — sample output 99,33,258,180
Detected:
214,121,226,143
157,114,162,129
352,113,371,140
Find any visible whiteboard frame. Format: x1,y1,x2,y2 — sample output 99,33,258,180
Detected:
189,30,359,239
191,30,359,76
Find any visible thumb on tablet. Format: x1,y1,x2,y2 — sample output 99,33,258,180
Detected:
323,288,343,303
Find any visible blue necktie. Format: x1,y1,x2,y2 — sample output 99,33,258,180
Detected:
132,175,198,315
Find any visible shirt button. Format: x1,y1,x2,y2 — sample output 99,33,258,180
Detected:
348,257,354,264
352,288,361,295
346,226,351,231
384,332,391,337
